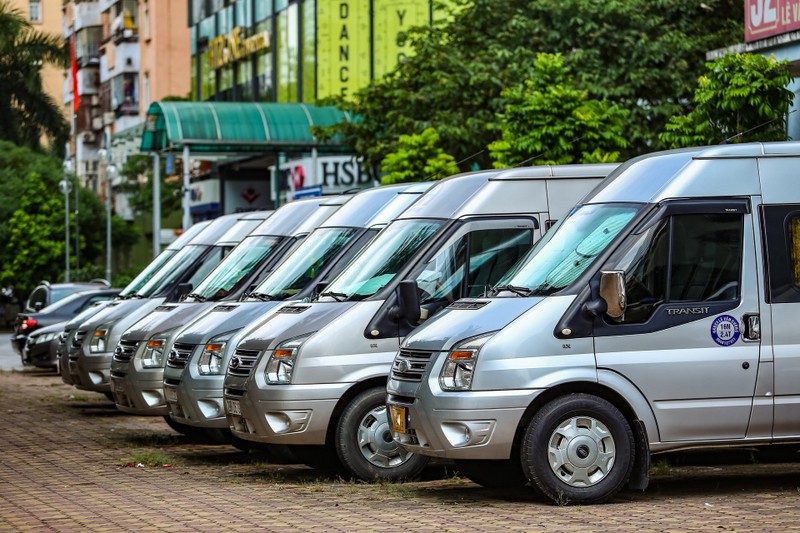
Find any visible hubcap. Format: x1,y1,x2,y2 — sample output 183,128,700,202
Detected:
547,415,615,487
356,405,412,468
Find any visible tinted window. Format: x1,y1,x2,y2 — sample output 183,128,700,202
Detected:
761,205,800,303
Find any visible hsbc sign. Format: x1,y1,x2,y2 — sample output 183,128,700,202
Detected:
746,0,800,42
275,156,377,201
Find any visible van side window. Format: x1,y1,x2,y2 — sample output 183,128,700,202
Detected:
613,213,742,324
761,205,800,303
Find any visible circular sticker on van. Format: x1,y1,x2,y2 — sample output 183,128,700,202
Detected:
711,315,740,346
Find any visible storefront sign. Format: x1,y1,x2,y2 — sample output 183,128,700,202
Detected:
209,27,271,70
746,0,800,42
317,0,371,98
373,0,430,78
274,156,376,202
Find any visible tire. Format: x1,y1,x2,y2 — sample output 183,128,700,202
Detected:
454,458,528,488
521,393,634,505
292,445,346,474
334,387,429,481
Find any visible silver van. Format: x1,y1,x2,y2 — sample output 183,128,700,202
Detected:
58,220,211,387
387,142,800,504
110,196,348,418
162,183,430,443
224,164,615,481
67,213,265,394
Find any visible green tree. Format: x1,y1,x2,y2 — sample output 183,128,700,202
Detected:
118,153,182,216
316,0,742,168
660,53,794,147
489,53,628,167
0,142,139,299
0,0,69,151
380,128,460,184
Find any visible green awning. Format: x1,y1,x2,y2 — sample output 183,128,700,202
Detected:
140,101,352,155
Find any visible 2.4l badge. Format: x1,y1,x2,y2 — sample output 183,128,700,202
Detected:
711,314,740,346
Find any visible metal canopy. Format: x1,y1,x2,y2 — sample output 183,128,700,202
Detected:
140,101,352,155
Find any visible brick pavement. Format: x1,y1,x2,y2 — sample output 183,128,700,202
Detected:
1,368,800,532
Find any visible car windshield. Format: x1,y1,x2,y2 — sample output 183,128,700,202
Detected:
251,228,359,301
134,245,208,298
188,235,283,301
322,219,444,301
119,249,178,298
496,204,641,296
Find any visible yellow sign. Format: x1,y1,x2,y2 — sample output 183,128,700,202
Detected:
209,27,271,70
373,0,430,79
317,0,371,99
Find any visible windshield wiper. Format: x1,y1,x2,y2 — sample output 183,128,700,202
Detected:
249,292,273,302
186,292,207,302
320,291,348,302
493,284,533,297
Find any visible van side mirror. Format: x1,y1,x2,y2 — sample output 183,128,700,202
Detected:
599,270,626,319
315,281,328,296
177,282,193,301
396,280,420,323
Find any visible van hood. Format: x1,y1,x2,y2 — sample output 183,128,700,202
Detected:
175,301,282,345
236,301,358,352
121,301,215,342
402,297,544,352
64,300,113,330
77,297,163,331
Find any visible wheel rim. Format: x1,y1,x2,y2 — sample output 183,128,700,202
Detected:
547,415,615,487
356,405,413,468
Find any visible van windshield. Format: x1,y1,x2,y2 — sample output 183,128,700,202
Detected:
250,227,359,301
133,245,209,298
187,235,283,301
118,249,177,298
496,204,641,296
321,219,444,301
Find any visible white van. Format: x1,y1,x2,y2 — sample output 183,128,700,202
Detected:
387,142,800,504
223,164,616,481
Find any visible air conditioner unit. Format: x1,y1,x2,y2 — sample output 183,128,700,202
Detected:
91,117,103,130
83,132,96,143
90,95,100,106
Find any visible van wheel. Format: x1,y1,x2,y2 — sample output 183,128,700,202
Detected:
292,445,346,474
454,458,528,488
335,387,429,481
521,394,634,505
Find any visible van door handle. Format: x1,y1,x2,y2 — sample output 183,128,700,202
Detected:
742,313,760,341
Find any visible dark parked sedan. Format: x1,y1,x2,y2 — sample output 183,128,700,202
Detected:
12,288,120,357
22,321,66,368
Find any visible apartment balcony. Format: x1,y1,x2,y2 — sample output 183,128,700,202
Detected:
73,1,101,32
100,40,139,82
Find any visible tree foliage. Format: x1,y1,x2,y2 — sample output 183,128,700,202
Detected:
660,53,794,148
316,0,742,171
0,0,69,152
489,53,628,167
0,142,138,299
380,128,460,184
118,154,182,216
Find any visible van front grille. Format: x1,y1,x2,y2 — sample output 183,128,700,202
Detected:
391,349,434,382
227,348,260,377
113,340,138,363
167,343,195,369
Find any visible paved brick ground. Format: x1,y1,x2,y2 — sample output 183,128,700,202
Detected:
2,367,800,532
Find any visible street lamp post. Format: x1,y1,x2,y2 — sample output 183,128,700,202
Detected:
105,162,115,284
58,174,72,283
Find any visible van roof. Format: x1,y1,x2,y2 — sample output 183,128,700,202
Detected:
583,142,798,205
319,183,433,229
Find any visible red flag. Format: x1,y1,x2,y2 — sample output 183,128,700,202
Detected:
70,35,79,112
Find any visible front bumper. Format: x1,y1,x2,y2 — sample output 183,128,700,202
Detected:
68,353,112,392
24,339,57,368
110,366,168,415
165,373,228,429
224,381,350,446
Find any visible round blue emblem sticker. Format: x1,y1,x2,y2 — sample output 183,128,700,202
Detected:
711,314,740,346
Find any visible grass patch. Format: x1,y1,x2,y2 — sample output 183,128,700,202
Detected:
650,458,673,477
121,450,177,467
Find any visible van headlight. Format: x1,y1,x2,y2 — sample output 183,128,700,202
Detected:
439,333,495,391
90,326,110,353
140,335,170,368
265,334,313,384
197,334,232,375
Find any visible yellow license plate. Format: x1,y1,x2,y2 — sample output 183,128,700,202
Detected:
389,405,407,434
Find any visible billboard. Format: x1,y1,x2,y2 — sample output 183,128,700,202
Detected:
373,0,431,79
317,0,371,98
746,0,800,42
